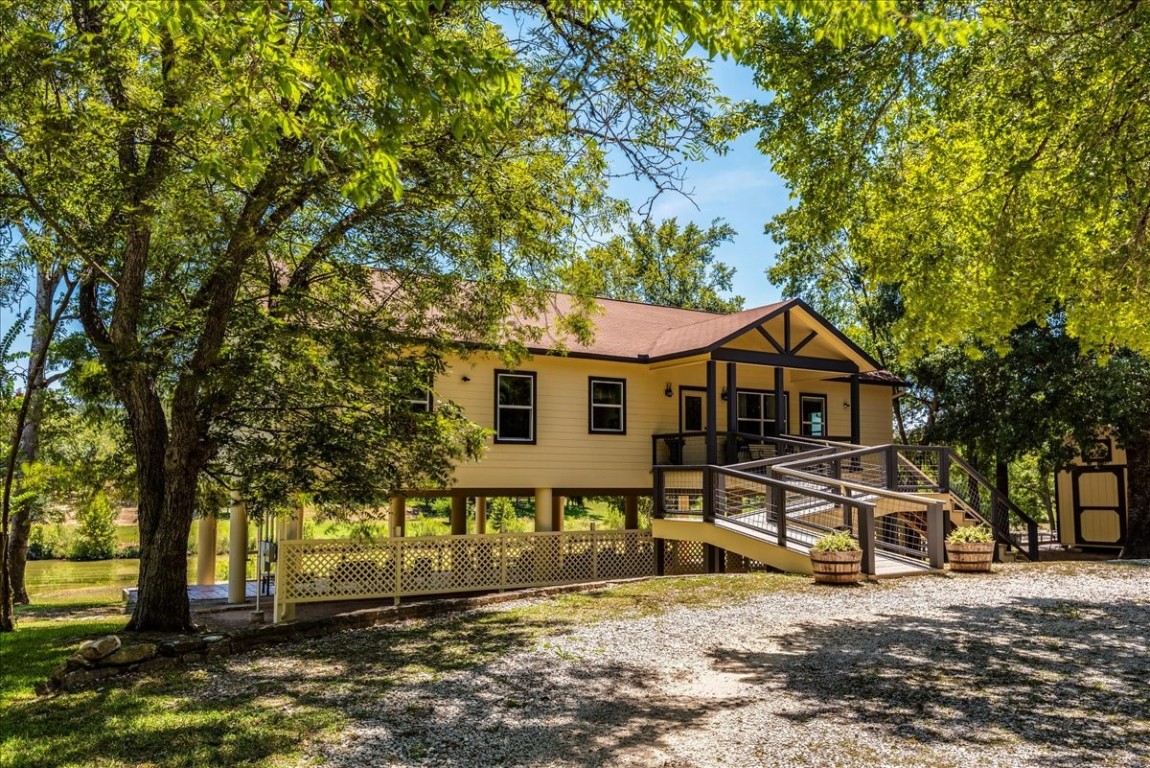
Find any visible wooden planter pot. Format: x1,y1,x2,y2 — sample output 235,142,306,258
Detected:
946,541,994,573
810,550,862,584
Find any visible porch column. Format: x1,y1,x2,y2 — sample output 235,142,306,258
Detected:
196,513,217,586
450,495,467,535
534,488,553,532
274,503,304,622
726,362,738,462
624,495,639,529
389,496,406,537
706,360,718,465
552,495,565,532
850,373,861,445
774,366,786,435
227,495,249,604
475,496,487,534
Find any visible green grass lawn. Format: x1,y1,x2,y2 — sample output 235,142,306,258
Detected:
0,567,802,768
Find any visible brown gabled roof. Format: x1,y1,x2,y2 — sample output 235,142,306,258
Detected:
518,293,790,360
519,293,890,375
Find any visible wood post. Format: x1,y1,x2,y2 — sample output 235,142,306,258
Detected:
706,360,718,465
389,496,406,538
195,515,217,586
624,495,639,529
774,367,786,434
475,496,487,534
450,495,467,535
227,496,248,604
849,373,861,445
552,495,565,532
534,488,553,532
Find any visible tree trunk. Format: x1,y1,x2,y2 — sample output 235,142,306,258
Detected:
1120,428,1150,560
995,459,1010,498
7,268,59,604
120,376,199,632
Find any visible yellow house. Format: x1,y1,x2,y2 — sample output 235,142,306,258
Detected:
198,292,1043,619
402,295,904,531
1055,435,1129,550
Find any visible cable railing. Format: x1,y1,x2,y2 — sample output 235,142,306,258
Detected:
652,431,1040,563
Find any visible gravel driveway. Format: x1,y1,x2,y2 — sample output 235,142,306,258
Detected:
218,562,1150,768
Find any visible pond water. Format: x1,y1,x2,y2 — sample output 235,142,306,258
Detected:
24,558,252,603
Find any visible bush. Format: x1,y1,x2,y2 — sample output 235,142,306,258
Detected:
810,530,860,553
488,497,527,533
69,491,118,560
28,525,70,560
947,525,994,544
116,544,141,559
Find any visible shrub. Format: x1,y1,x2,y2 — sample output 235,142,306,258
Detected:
810,530,860,553
69,491,118,560
28,524,70,560
116,544,142,559
947,525,994,544
487,497,524,533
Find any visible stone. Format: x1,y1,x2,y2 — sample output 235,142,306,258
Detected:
201,634,227,644
104,642,158,666
159,636,205,656
137,656,177,673
66,653,95,669
182,652,205,664
78,635,121,660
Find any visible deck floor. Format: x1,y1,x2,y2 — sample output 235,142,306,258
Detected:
122,579,273,605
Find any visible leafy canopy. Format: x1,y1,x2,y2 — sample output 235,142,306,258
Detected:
745,0,1150,355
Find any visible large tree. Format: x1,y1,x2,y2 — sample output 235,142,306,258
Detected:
564,218,744,312
0,0,776,632
746,0,1150,557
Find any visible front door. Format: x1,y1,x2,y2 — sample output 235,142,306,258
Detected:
679,387,707,433
1072,466,1127,547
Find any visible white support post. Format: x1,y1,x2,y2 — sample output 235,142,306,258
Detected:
196,514,217,586
227,495,249,604
534,488,553,532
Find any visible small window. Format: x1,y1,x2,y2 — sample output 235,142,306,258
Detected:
736,390,788,436
407,373,433,413
800,394,828,437
589,377,626,434
495,371,536,443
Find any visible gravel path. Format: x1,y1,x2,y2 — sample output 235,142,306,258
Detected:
221,562,1150,767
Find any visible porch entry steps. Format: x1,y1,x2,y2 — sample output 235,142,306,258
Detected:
652,434,1041,577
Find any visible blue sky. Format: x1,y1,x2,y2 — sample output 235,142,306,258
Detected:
605,57,791,309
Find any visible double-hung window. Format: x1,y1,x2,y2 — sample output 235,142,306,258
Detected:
736,390,788,436
588,377,626,434
495,371,536,443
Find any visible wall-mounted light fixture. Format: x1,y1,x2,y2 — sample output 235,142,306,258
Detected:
664,383,673,398
842,400,850,409
720,387,729,401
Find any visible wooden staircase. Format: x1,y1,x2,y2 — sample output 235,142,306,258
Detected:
652,435,1041,577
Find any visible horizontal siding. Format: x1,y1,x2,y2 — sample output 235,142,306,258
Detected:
432,352,895,493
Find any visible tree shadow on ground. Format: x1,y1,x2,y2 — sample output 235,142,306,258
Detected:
706,597,1150,767
4,606,729,767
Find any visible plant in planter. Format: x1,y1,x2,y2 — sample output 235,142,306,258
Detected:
809,530,862,584
946,525,995,573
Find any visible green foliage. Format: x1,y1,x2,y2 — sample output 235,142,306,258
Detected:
810,530,860,553
487,497,526,534
68,492,118,561
947,525,994,545
27,524,70,561
747,0,1150,356
564,218,744,312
